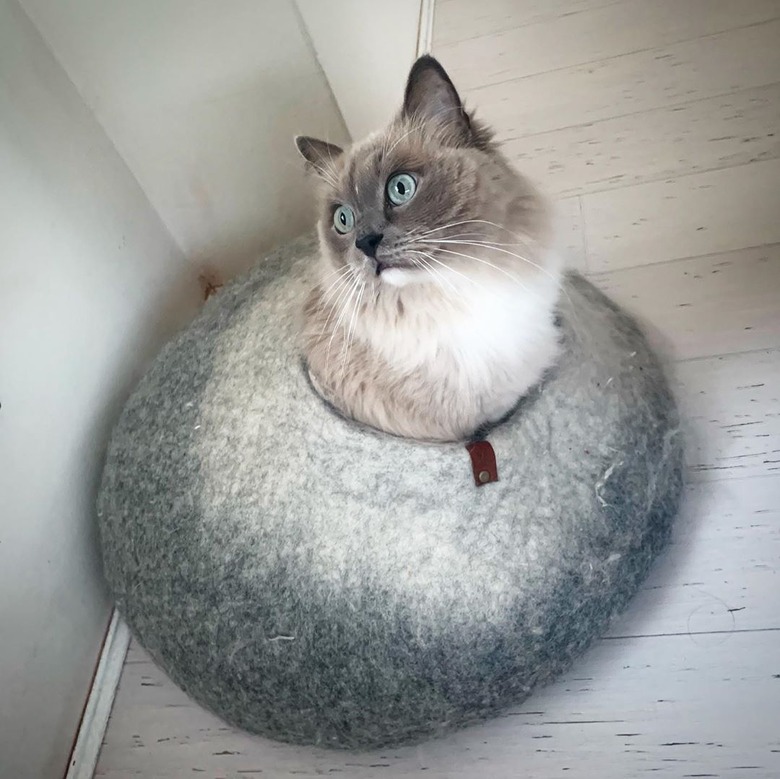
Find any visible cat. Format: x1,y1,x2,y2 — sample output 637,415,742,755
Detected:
295,55,562,443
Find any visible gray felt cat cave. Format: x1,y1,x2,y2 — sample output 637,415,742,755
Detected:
98,235,683,749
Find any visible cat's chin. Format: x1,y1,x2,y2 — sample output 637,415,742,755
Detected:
378,266,420,288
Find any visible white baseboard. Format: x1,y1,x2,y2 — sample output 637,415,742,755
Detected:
65,609,131,779
417,0,436,55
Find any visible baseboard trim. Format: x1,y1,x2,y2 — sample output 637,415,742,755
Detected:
417,0,435,55
65,609,131,779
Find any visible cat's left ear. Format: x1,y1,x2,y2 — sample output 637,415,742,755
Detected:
295,135,344,179
402,55,472,144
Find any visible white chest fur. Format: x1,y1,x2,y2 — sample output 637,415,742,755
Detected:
361,257,563,411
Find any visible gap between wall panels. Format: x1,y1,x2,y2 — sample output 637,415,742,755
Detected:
65,610,130,779
417,0,436,55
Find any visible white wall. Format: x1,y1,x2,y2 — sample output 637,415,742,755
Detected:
0,1,201,776
0,3,417,775
21,0,351,280
296,0,426,139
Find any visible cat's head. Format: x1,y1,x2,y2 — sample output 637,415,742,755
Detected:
295,56,545,288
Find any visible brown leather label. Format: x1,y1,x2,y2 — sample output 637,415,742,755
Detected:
466,440,498,487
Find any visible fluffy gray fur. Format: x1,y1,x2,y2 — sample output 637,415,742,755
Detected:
98,235,683,750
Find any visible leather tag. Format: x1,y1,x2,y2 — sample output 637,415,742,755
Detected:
466,440,498,487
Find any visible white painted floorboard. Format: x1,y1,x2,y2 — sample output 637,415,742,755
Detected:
457,21,780,138
96,1,780,776
581,159,780,272
435,0,780,92
591,245,780,360
504,84,780,198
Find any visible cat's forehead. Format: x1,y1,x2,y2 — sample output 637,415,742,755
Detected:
337,127,432,200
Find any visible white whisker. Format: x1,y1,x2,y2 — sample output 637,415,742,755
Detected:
419,239,555,283
319,265,353,300
409,250,480,299
318,269,356,337
409,251,463,298
420,245,532,292
417,238,581,330
341,280,365,378
385,120,425,156
417,241,584,340
326,274,360,366
414,219,530,241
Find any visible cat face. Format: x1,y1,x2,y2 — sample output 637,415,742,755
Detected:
311,133,485,287
296,57,533,288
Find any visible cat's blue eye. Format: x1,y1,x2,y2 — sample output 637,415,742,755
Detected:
333,204,355,234
386,173,417,206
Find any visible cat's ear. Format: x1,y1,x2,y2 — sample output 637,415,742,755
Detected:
402,55,471,141
294,136,343,179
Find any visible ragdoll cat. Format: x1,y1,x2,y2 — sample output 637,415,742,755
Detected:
296,55,562,442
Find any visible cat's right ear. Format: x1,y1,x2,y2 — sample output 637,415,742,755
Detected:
294,136,343,180
402,56,469,139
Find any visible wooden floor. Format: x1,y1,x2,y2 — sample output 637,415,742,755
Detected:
96,2,780,776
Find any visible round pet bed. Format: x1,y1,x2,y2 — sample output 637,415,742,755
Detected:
98,235,682,749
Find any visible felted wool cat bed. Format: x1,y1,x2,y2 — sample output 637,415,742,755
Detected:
98,234,683,750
